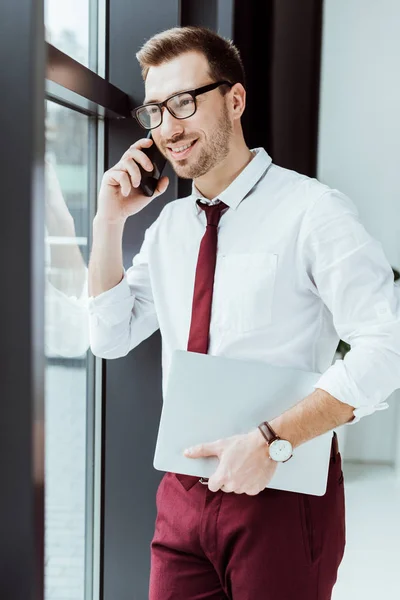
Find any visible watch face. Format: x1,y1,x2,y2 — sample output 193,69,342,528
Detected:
269,439,293,462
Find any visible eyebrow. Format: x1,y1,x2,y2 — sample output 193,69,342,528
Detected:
144,85,195,105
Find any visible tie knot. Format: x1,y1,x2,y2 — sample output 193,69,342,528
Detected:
197,200,228,227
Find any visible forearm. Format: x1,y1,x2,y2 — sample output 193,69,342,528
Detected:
268,387,355,449
88,215,126,297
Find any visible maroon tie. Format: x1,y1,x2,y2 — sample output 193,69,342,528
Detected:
187,200,228,354
175,199,228,490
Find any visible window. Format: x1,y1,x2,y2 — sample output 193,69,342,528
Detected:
43,0,105,594
45,0,90,67
44,101,92,600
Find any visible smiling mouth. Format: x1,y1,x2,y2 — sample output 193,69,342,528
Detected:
167,139,198,159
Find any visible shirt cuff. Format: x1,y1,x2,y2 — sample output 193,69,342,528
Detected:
313,358,390,424
88,269,136,326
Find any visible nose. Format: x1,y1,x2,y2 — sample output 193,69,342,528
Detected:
159,106,184,140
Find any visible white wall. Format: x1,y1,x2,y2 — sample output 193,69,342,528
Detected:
317,0,400,463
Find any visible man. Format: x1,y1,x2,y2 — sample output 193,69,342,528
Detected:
88,26,400,599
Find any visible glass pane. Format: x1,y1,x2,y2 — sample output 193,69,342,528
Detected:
44,100,91,600
45,0,90,67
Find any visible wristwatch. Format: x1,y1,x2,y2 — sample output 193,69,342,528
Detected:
258,421,293,463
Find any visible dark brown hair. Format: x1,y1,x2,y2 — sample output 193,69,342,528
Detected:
136,26,246,89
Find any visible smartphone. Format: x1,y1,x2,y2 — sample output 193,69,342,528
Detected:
138,131,167,197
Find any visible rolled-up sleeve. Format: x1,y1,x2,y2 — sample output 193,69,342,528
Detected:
88,222,159,359
301,190,400,424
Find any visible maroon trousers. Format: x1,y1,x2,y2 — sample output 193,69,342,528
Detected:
149,433,346,600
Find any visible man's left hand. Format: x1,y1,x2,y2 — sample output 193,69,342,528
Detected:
183,430,278,495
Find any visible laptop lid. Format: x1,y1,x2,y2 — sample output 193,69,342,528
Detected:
154,350,333,496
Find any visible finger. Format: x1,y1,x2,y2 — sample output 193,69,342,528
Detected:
121,137,153,159
220,484,234,493
208,478,225,493
118,157,143,188
129,137,154,151
120,147,154,173
108,170,131,197
245,488,261,496
121,138,153,161
185,443,218,458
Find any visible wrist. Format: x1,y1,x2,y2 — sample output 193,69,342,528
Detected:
94,213,127,227
267,417,288,445
249,428,271,456
256,421,294,463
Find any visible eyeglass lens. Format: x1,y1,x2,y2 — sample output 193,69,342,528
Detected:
136,92,196,129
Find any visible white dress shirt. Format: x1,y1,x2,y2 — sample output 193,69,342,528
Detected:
88,148,400,423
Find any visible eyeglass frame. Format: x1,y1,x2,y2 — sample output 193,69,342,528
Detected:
131,80,234,130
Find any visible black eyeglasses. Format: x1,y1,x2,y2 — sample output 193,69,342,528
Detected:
132,80,233,130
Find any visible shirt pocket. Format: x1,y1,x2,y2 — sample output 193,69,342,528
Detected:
215,252,278,333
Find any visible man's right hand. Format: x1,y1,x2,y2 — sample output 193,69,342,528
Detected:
97,137,169,224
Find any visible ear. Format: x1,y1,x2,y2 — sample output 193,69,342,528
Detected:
229,82,246,120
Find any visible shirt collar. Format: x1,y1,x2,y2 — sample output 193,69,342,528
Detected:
191,148,272,214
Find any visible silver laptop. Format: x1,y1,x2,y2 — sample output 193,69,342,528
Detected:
153,350,334,496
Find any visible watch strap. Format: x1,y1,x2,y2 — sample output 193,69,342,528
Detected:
258,421,280,445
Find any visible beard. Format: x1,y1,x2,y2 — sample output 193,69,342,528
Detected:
170,101,232,180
